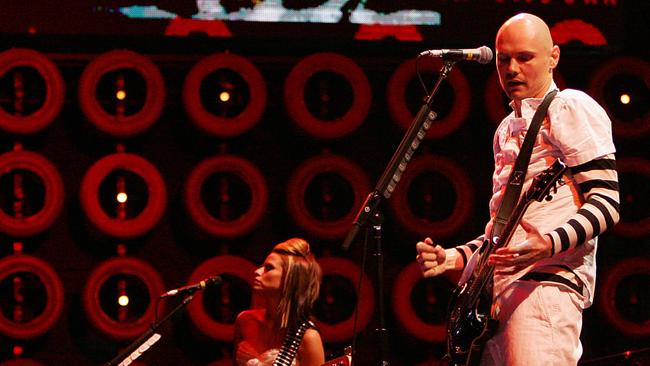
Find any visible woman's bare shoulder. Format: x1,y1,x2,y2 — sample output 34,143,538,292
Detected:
304,327,321,340
236,308,265,324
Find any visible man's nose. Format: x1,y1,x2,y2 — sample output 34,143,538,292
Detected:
506,58,520,74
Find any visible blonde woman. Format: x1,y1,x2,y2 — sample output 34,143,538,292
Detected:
234,238,324,366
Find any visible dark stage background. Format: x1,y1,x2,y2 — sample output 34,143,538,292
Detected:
0,1,648,365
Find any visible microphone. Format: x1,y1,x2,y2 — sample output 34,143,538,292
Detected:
419,46,493,64
160,275,222,298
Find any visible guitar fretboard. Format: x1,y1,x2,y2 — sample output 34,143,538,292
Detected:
272,320,315,366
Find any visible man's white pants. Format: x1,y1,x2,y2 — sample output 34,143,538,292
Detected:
480,281,584,366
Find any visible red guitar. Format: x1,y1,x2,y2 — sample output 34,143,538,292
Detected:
321,354,351,366
321,347,352,366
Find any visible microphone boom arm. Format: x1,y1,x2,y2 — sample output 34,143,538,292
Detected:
105,295,196,366
342,59,457,251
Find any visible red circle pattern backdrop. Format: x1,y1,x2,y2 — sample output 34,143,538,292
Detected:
0,43,647,366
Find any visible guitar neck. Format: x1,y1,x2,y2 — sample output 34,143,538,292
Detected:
272,320,313,366
493,199,534,250
467,198,534,297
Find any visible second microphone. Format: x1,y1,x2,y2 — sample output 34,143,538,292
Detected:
160,275,222,298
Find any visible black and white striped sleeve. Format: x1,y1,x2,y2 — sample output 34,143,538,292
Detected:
545,154,620,255
455,235,485,266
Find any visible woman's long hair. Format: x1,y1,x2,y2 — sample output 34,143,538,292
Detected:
272,238,322,330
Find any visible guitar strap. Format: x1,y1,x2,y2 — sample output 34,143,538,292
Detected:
479,89,557,300
490,89,558,242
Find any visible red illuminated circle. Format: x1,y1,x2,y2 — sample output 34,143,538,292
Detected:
80,152,167,239
284,52,371,139
0,254,64,340
597,257,650,338
389,154,473,239
588,57,650,138
0,48,65,134
387,58,470,139
392,261,460,343
286,154,370,240
0,150,64,237
186,255,259,342
314,256,374,343
184,155,268,239
612,157,650,238
183,52,266,137
78,49,165,137
484,70,567,125
82,256,166,341
550,19,608,46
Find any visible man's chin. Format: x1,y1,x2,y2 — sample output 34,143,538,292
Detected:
506,89,527,100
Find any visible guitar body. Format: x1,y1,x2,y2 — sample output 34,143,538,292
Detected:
446,275,498,366
445,159,567,366
320,354,351,366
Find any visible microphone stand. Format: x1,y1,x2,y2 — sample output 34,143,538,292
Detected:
105,294,196,366
342,59,458,366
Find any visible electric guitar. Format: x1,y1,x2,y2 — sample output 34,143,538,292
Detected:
446,159,567,366
321,348,352,366
320,354,352,366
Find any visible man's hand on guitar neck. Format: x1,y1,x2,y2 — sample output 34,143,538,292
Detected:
488,219,553,269
416,237,463,277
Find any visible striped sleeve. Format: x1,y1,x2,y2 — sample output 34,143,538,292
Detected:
455,235,485,266
545,154,620,255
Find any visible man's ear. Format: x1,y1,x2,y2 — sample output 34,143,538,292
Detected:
550,45,560,70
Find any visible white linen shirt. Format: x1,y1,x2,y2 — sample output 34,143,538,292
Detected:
488,82,616,307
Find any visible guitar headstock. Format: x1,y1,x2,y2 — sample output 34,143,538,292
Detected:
526,159,567,202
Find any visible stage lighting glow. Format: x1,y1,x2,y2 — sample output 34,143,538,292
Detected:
620,93,630,105
116,192,127,203
116,90,126,100
12,345,23,356
117,3,441,26
118,295,129,306
219,91,230,102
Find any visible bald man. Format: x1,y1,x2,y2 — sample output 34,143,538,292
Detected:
415,13,620,365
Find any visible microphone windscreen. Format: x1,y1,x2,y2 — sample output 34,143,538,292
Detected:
478,46,494,64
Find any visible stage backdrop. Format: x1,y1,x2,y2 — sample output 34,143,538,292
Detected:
0,1,648,365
